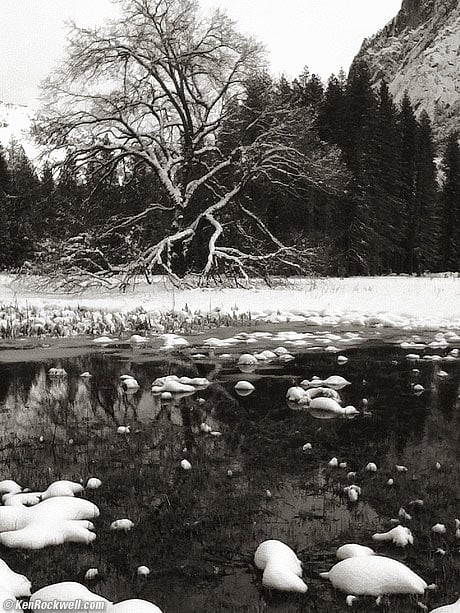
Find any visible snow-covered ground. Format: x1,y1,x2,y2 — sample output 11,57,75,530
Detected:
1,274,459,333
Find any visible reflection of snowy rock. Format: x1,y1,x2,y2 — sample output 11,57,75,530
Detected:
120,375,140,392
48,367,67,377
234,381,255,396
151,375,208,394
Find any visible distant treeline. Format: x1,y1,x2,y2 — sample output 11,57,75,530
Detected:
0,60,459,277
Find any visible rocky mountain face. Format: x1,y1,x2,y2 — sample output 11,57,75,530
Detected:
354,0,460,140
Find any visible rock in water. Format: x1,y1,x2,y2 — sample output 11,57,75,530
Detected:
254,540,307,593
320,555,427,596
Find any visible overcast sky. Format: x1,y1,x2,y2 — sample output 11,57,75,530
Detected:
0,0,401,106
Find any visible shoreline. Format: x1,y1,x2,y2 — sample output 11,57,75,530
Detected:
0,274,458,338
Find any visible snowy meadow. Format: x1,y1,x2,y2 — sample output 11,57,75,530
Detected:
0,274,459,337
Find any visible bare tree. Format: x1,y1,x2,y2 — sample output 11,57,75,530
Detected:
36,0,343,286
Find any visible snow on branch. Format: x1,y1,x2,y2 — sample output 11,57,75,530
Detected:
34,0,345,287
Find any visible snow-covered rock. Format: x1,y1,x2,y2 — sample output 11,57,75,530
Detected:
320,555,427,596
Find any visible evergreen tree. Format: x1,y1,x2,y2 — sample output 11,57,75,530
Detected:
413,112,439,273
55,154,84,237
330,62,377,274
7,141,41,265
37,162,56,236
292,67,324,111
317,73,346,148
440,131,460,270
342,61,376,178
0,145,12,267
398,92,418,272
240,71,274,145
0,144,10,194
362,80,404,273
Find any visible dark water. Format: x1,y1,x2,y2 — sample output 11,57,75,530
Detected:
0,337,459,612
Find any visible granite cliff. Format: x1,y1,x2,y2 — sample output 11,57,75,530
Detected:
355,0,460,139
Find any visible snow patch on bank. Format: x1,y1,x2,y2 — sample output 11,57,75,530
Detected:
0,275,459,335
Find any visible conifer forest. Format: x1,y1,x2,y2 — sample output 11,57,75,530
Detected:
0,0,459,284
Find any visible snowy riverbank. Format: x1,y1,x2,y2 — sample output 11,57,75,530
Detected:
0,274,458,336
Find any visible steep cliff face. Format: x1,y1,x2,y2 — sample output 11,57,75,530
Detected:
355,0,460,139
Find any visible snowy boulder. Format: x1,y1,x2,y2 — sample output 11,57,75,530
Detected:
0,480,23,497
254,540,307,593
430,597,460,613
320,555,427,596
344,484,361,502
3,492,42,507
0,558,31,598
41,480,84,500
0,497,99,549
286,386,306,403
112,600,163,612
129,335,148,344
336,544,375,560
86,478,102,490
110,519,134,532
93,336,115,346
372,525,414,547
30,583,111,612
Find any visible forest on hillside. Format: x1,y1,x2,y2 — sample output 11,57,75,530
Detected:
0,0,459,284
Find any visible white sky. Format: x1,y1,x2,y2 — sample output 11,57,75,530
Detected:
0,0,402,106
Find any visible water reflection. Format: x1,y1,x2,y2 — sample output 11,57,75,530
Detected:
0,342,458,612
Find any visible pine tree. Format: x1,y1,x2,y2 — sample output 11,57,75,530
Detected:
7,141,41,265
413,112,439,273
317,73,346,148
0,144,10,194
342,61,376,179
292,67,324,112
398,92,418,273
55,154,83,238
362,80,404,273
439,131,460,271
330,62,377,274
0,145,12,267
